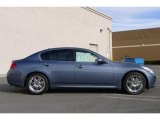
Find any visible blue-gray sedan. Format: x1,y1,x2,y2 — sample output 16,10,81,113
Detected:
7,47,156,95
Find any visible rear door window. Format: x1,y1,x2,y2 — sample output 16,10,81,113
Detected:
41,49,74,61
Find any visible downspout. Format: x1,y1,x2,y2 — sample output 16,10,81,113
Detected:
107,28,112,60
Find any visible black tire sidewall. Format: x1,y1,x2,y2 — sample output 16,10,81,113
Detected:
123,72,146,95
27,73,49,95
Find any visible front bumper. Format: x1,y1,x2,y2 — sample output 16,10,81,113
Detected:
147,74,156,89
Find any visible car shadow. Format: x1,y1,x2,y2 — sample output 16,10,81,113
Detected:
0,84,28,94
47,88,123,94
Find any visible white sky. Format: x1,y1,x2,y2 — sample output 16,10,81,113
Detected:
95,7,160,32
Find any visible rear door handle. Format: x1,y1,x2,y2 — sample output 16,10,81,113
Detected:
75,64,84,68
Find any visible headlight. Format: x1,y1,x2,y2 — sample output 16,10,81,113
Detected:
141,66,154,74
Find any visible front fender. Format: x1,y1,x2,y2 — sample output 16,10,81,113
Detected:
116,68,154,89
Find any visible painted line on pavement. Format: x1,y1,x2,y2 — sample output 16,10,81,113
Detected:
112,94,160,99
106,96,160,102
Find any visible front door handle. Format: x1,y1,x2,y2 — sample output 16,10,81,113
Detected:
75,64,84,68
42,63,50,67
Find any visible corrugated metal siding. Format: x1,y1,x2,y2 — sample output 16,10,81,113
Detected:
113,28,160,61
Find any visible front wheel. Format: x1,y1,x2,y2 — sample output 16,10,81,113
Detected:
123,72,146,95
27,73,49,95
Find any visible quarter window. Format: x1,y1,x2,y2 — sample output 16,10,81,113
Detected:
76,51,98,62
41,50,74,61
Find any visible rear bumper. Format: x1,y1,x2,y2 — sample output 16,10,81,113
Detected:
7,70,25,87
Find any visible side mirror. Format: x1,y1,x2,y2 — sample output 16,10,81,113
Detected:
96,58,106,64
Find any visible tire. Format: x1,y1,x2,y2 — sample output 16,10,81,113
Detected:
123,72,146,95
27,73,49,95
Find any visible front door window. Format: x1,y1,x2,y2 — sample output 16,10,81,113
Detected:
76,51,98,62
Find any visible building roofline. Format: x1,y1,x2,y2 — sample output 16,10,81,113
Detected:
82,7,112,20
113,27,160,33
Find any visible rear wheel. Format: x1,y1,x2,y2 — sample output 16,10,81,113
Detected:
27,73,49,95
123,72,146,95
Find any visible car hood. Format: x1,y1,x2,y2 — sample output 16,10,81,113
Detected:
111,61,142,68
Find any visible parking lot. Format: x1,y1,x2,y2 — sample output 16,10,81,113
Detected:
0,65,160,113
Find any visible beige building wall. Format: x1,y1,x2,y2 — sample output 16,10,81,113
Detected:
0,7,112,75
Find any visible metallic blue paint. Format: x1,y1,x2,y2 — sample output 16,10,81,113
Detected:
7,47,156,90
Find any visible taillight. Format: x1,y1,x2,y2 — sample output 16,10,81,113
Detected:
10,62,17,69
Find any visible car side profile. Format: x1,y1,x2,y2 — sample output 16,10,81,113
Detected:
7,47,156,95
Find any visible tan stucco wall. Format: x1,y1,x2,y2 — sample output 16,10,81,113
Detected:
113,28,160,61
0,7,112,74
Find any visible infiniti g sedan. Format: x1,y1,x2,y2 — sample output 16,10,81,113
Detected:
7,47,156,95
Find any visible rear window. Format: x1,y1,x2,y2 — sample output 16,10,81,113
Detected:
41,49,74,61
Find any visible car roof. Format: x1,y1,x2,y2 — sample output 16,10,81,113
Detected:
47,47,90,51
38,47,96,53
44,47,106,58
